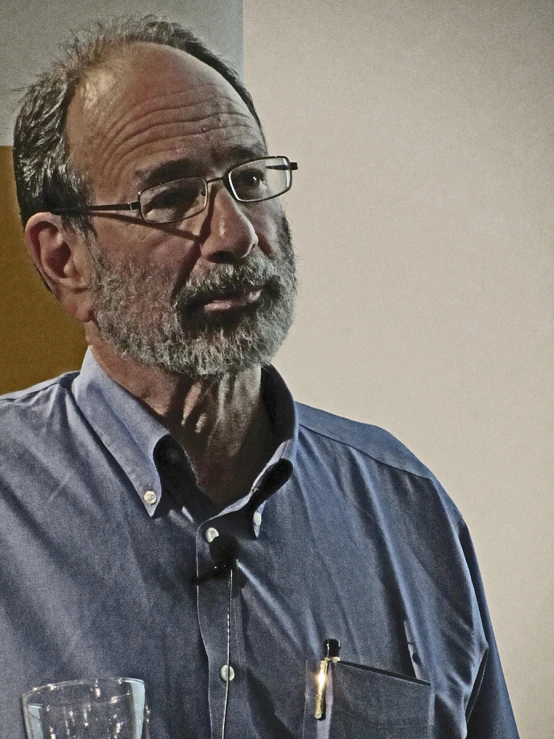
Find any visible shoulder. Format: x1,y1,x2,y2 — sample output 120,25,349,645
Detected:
0,372,78,403
0,373,86,491
296,401,434,480
295,401,466,538
0,372,79,426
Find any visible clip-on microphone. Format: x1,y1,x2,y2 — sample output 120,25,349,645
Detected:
191,533,240,585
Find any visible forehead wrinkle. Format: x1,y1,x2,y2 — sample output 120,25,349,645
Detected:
99,106,255,182
92,87,257,186
109,119,260,189
96,85,248,162
109,108,256,164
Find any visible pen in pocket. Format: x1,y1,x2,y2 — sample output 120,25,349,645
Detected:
314,638,341,720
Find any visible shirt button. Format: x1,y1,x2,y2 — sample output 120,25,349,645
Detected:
205,527,219,543
253,511,262,526
220,664,235,682
143,490,157,505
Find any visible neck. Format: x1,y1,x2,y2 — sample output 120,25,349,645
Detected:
91,343,275,508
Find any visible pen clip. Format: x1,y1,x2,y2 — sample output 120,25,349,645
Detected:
314,639,341,720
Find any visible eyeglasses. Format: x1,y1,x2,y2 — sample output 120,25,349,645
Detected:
51,156,298,225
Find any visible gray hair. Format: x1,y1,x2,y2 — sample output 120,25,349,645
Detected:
12,15,263,236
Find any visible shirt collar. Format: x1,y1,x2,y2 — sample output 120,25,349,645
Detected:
72,349,169,515
71,350,298,525
260,363,298,466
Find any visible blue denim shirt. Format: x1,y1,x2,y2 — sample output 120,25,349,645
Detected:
0,350,519,738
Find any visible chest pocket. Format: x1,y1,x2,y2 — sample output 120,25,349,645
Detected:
303,660,433,739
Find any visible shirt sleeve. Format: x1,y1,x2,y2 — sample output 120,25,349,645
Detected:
458,523,520,738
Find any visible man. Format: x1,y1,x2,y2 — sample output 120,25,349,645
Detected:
1,15,518,739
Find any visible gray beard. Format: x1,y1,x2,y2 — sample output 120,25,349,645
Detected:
88,215,297,379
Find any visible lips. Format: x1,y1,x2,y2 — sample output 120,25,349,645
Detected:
187,285,264,312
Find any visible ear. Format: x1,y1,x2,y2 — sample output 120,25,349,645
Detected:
24,212,94,323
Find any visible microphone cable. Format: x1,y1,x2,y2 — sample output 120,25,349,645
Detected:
191,534,239,739
221,567,233,739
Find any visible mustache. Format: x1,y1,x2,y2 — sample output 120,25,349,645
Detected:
175,253,280,308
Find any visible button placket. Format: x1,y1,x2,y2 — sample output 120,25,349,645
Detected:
194,523,253,737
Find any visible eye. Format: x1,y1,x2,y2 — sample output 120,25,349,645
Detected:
140,179,206,222
237,169,264,186
231,166,268,198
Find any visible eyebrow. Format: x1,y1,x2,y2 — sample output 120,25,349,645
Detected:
135,142,268,191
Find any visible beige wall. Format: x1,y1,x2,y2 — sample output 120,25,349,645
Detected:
244,1,554,735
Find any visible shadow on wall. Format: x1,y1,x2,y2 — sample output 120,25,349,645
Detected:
0,146,87,393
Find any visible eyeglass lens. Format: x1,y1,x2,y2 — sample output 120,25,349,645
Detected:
140,178,208,223
139,157,292,224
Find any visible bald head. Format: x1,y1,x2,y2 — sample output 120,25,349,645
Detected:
66,43,263,203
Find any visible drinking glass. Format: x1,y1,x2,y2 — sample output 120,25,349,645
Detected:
22,677,149,739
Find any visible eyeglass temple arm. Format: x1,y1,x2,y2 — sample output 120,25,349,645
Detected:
50,201,141,215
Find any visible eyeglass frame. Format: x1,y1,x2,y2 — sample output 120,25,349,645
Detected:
50,155,298,225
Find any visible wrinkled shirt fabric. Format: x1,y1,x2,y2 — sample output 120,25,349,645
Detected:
0,350,519,738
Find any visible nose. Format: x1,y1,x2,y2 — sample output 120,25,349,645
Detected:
198,184,258,262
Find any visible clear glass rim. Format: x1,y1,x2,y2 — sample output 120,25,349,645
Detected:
22,677,145,701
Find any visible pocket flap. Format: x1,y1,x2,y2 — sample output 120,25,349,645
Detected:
303,660,433,739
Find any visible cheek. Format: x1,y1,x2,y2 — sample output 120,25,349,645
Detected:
250,202,285,257
94,219,198,276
